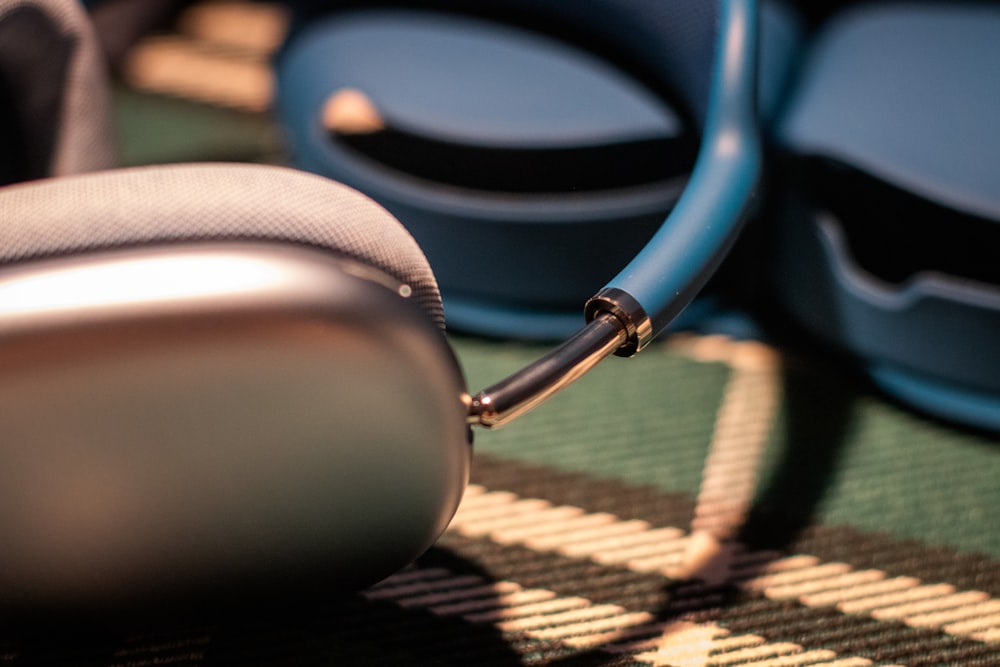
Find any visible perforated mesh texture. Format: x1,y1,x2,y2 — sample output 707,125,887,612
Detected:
0,163,444,327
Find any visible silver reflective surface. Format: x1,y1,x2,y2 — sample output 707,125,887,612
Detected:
468,312,627,428
0,243,470,607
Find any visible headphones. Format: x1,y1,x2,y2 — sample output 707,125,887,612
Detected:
0,0,758,608
277,0,1000,434
771,1,1000,431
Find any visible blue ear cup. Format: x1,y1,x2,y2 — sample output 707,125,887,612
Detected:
773,3,1000,430
276,1,786,339
277,9,686,338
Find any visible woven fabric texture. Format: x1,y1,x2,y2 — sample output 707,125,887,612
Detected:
0,163,443,326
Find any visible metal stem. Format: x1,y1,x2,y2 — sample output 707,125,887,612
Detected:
466,312,628,428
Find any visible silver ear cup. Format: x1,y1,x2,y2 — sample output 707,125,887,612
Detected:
0,243,470,606
0,164,470,606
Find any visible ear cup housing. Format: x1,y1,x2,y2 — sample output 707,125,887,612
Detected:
277,9,689,337
276,1,800,338
773,4,1000,430
0,164,471,607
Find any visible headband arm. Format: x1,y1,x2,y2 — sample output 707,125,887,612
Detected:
467,0,761,428
590,0,761,353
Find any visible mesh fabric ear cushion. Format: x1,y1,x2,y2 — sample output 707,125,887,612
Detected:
0,163,444,327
